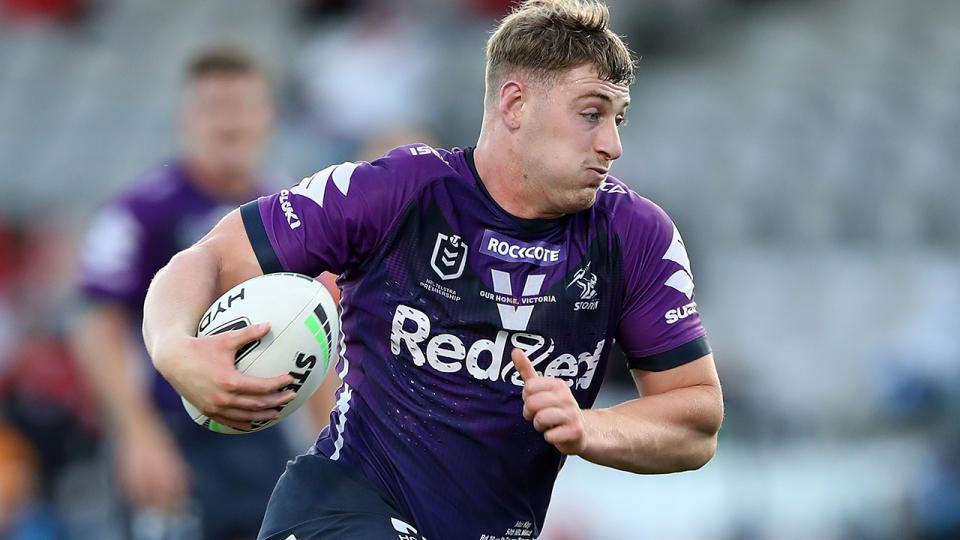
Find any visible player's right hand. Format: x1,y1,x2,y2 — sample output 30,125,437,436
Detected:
153,322,296,431
116,423,189,511
513,348,589,456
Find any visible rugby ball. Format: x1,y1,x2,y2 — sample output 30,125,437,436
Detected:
182,272,339,434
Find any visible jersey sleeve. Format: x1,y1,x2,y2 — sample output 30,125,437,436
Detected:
615,194,711,371
241,145,438,276
77,205,147,308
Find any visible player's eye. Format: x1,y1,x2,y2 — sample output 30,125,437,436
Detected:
615,115,628,127
582,112,601,123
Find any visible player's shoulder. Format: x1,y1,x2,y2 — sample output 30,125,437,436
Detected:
593,175,675,239
364,143,463,184
109,161,192,220
293,143,463,202
89,162,185,233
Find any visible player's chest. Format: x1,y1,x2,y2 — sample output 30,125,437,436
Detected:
374,207,620,342
170,204,234,250
368,214,616,397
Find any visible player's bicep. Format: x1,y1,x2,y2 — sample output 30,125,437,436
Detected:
194,208,264,296
630,352,719,397
616,202,709,371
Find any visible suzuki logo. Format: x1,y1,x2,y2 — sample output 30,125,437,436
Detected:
430,233,468,280
662,225,695,299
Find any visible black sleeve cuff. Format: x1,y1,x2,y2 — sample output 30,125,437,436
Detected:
240,200,283,274
626,336,712,372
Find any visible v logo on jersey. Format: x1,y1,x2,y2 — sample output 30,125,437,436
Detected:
291,161,358,208
491,269,545,331
662,225,695,299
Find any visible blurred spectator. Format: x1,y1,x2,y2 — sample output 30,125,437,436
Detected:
0,221,21,368
467,0,514,17
0,0,87,25
869,265,960,425
296,0,354,20
0,216,104,539
296,4,440,162
909,436,960,539
69,44,338,540
0,417,38,536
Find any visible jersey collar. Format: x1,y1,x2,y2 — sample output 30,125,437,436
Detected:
463,147,569,234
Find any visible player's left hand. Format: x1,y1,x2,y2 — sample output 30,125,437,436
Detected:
512,348,588,455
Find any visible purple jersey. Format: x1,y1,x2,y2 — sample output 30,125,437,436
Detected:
243,146,710,539
78,161,260,414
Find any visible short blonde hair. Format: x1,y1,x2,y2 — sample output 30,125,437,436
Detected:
485,0,635,104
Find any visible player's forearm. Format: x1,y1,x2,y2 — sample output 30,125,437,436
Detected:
142,245,222,367
72,307,164,436
579,383,723,474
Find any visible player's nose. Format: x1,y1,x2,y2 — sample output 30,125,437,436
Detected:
595,118,622,162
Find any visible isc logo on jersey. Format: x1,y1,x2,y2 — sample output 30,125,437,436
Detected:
389,304,604,390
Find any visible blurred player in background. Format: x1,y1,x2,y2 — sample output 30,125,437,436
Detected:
70,44,338,540
142,1,724,538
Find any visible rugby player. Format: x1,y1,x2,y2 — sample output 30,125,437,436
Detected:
142,2,724,538
72,44,337,540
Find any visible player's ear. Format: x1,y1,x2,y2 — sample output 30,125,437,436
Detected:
498,80,525,130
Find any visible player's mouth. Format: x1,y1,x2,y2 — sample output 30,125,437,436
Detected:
586,166,609,183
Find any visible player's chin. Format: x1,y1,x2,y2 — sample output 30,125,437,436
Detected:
550,187,598,216
565,189,600,214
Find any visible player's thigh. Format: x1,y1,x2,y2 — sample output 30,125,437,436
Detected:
262,514,424,540
184,429,292,539
258,453,425,540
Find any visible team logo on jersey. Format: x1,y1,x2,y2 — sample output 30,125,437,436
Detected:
291,161,358,208
567,262,598,300
391,517,424,540
662,225,695,299
665,301,698,324
390,303,605,390
599,180,627,194
278,189,301,229
566,262,600,311
479,230,565,266
479,269,554,331
430,233,468,280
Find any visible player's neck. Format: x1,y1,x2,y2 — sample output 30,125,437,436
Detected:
474,137,559,220
183,158,257,203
